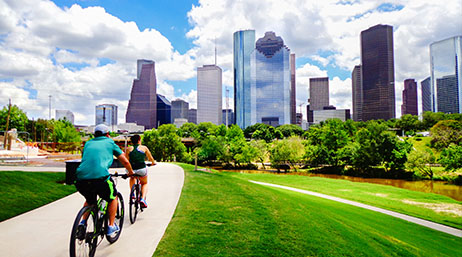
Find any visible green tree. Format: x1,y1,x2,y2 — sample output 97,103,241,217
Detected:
51,119,81,152
250,140,269,169
396,114,420,133
0,105,28,132
422,111,445,130
430,120,462,150
438,144,462,171
275,124,304,138
143,124,186,162
270,137,305,171
179,123,197,138
405,149,436,179
197,136,225,163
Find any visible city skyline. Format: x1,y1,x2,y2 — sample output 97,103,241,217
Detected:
0,0,461,125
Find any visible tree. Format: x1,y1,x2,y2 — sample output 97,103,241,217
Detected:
430,120,462,150
143,124,186,162
405,149,436,179
51,119,81,152
422,111,445,130
178,122,197,138
275,124,304,138
396,114,420,133
250,140,269,169
270,137,305,171
197,136,224,163
438,144,462,171
0,104,28,132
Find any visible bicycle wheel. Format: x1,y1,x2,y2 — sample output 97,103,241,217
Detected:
129,184,139,224
106,192,125,244
70,206,98,257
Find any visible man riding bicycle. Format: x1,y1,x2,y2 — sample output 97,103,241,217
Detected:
75,124,134,237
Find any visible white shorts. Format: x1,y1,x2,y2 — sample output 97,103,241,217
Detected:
133,167,148,177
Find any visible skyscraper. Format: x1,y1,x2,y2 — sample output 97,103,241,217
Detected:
95,104,117,129
360,24,395,121
430,36,462,114
421,77,432,113
222,109,234,125
156,94,171,126
251,31,291,127
56,109,74,124
171,99,189,123
197,64,222,125
401,79,418,116
126,60,157,129
137,59,154,79
352,65,363,121
234,30,255,128
290,53,296,124
188,109,197,124
309,77,329,110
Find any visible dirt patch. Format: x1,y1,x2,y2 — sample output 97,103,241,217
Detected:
208,221,224,226
402,200,462,217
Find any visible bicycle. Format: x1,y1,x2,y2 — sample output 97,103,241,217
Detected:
69,173,128,257
129,174,146,224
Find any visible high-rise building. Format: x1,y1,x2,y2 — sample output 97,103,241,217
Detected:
290,53,296,124
421,77,433,113
95,104,117,130
360,24,395,120
137,59,154,79
222,109,234,125
55,110,74,124
171,99,189,123
188,109,197,124
309,77,329,110
197,64,222,125
234,30,255,128
156,94,171,126
250,31,291,127
401,79,418,116
430,36,462,114
352,65,363,121
126,60,157,129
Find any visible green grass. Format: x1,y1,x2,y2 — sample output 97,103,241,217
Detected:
0,171,76,221
408,136,440,157
155,164,461,257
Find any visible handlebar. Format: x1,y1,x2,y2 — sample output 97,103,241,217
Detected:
111,173,130,179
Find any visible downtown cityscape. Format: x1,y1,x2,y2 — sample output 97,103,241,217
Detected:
0,1,461,256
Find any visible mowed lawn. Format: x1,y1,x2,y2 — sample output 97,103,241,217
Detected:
0,171,76,222
155,164,461,257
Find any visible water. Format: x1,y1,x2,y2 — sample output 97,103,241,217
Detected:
219,169,462,201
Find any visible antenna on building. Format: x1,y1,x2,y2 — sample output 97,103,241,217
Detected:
48,95,52,119
226,87,230,127
214,38,217,66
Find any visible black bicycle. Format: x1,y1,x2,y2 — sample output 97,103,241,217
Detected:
69,173,128,257
129,174,146,224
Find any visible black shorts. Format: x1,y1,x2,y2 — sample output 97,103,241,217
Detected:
75,176,118,205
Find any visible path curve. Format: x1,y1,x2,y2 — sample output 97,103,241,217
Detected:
250,180,462,238
0,162,184,257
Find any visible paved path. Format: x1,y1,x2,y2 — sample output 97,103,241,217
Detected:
0,163,184,257
250,180,462,238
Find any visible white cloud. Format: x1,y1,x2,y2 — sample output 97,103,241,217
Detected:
179,90,197,109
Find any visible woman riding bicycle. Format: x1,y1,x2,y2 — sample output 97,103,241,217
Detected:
126,134,156,208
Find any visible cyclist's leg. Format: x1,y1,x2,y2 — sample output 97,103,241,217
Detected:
140,175,148,199
98,177,118,226
75,180,97,220
129,176,136,195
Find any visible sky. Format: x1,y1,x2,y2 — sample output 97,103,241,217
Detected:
0,0,461,125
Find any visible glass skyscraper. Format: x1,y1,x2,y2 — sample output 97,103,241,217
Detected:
96,104,118,130
197,64,222,125
430,36,462,114
234,30,255,128
156,94,171,126
401,79,418,116
352,65,363,121
250,31,291,127
309,77,329,110
421,77,433,113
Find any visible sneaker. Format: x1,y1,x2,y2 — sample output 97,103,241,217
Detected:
76,223,86,240
140,198,148,208
107,224,120,237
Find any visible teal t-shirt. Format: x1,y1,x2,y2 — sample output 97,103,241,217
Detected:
76,136,123,180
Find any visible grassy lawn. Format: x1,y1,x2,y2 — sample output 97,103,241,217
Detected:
155,164,461,257
0,171,76,222
229,172,462,230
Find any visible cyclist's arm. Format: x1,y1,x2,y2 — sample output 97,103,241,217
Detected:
117,153,134,175
144,147,156,166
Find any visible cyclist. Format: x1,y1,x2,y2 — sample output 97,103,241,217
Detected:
75,124,134,237
125,134,156,208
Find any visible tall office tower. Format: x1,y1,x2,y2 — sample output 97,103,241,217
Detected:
55,110,74,124
360,24,395,120
352,65,363,121
222,109,234,125
250,31,291,127
234,30,255,128
401,79,418,116
126,60,157,129
95,104,118,130
430,36,462,114
421,77,433,113
309,77,329,110
137,59,154,79
197,64,222,125
156,94,171,126
188,109,197,124
171,99,189,123
290,53,296,124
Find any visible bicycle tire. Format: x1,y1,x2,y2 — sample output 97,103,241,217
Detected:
70,206,98,257
129,184,139,224
105,192,125,244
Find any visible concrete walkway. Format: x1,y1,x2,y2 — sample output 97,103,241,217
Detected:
250,180,462,238
0,162,184,257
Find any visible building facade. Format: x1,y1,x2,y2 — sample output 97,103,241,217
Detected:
222,109,234,126
197,64,222,125
401,79,418,116
234,30,256,128
360,24,395,121
95,104,118,130
421,77,433,113
171,99,189,123
188,109,197,124
352,65,363,121
126,60,157,129
290,53,296,124
430,36,462,114
312,109,351,124
309,77,329,110
157,94,171,126
250,31,291,127
55,110,74,124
